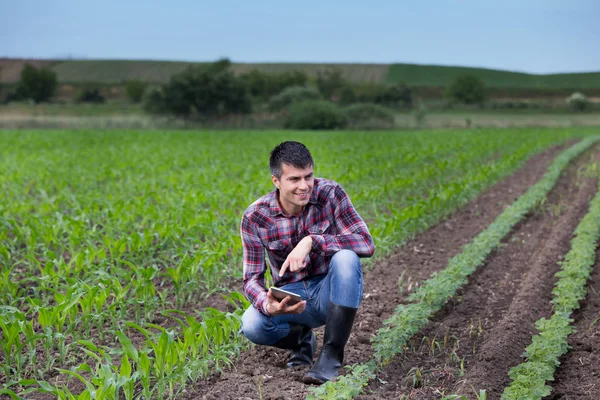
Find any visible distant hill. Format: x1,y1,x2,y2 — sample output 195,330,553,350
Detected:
2,58,599,90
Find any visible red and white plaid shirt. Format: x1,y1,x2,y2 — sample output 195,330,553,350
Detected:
240,178,375,315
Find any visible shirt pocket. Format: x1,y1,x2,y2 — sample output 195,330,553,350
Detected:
308,220,331,235
267,238,292,256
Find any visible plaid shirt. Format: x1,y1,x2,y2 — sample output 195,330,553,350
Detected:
240,178,375,316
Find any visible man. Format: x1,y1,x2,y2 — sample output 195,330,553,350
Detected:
240,141,375,384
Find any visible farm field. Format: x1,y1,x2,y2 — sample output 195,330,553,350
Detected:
1,128,600,399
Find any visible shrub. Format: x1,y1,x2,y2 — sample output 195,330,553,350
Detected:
567,92,588,111
125,80,148,103
16,64,58,103
374,84,412,109
316,67,347,100
240,69,308,101
268,86,321,112
344,103,395,129
338,85,357,105
446,74,486,105
144,58,252,118
142,86,167,114
284,100,348,130
77,88,105,103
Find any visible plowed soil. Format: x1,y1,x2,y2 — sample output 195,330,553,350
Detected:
184,142,600,400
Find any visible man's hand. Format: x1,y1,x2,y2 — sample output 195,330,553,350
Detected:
279,236,312,277
265,288,306,316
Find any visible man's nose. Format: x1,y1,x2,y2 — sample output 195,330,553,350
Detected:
299,179,308,190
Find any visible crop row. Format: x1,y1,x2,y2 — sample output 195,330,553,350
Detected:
0,129,592,398
308,136,600,399
501,174,600,399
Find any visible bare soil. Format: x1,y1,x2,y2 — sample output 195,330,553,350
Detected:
182,141,592,400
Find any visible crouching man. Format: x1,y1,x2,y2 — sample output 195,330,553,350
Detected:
239,141,375,384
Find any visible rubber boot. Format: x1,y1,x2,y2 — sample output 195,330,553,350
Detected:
272,323,316,368
304,302,358,384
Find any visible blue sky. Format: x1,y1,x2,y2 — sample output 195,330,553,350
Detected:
2,0,599,74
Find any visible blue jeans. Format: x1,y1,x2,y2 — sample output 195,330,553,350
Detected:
241,249,363,346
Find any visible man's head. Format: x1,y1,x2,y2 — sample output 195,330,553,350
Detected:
270,141,315,216
269,141,314,179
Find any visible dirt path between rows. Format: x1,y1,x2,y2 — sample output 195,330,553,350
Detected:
185,142,578,400
547,247,600,400
356,145,600,400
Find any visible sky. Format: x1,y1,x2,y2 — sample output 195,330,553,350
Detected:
2,0,599,74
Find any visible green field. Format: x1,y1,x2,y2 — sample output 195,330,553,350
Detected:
0,128,597,399
385,64,600,88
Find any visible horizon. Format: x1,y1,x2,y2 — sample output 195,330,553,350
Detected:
3,56,599,77
2,0,599,75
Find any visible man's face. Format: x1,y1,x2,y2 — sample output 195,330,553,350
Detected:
272,163,314,216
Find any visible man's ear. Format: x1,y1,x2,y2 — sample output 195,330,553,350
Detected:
271,175,280,189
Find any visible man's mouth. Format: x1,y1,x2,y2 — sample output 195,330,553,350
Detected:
296,192,308,198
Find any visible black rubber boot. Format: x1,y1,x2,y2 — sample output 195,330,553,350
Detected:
272,323,316,368
304,302,358,384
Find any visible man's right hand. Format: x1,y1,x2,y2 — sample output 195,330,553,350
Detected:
265,288,306,316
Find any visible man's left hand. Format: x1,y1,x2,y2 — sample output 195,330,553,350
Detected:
279,236,312,277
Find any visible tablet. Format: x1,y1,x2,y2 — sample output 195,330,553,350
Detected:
270,287,303,305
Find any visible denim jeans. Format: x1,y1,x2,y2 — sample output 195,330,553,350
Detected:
241,249,363,346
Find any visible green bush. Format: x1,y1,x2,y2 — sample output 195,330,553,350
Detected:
316,67,347,100
344,103,395,129
284,100,348,130
446,74,486,105
125,80,148,103
374,84,412,109
268,86,321,112
240,69,308,101
566,92,588,111
144,58,252,118
16,64,58,103
76,88,105,103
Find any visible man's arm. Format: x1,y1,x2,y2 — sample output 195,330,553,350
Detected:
310,185,375,258
240,214,271,316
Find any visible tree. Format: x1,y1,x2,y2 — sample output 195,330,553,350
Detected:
144,58,252,119
125,80,148,103
240,69,309,101
17,64,58,103
374,84,412,109
566,92,588,112
446,75,486,105
316,67,347,100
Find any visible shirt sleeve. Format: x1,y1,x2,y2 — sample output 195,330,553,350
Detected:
310,185,375,258
241,213,271,316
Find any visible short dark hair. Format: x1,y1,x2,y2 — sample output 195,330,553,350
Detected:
270,141,314,178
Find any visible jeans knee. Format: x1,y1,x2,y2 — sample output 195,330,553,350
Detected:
331,249,362,280
241,307,272,345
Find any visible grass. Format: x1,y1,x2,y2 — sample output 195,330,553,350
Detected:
2,102,600,130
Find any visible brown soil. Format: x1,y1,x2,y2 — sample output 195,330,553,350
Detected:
547,248,600,400
356,146,600,400
181,142,582,400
